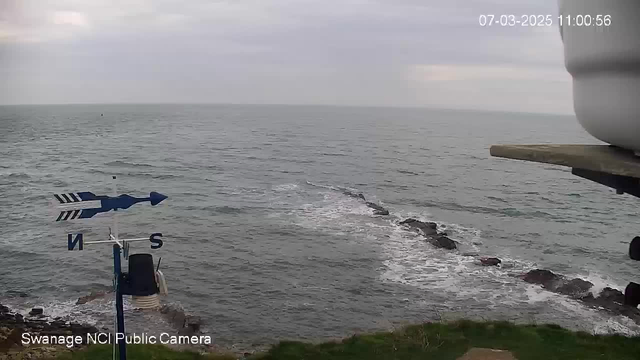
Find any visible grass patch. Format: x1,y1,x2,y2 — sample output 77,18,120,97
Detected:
55,344,235,360
55,321,640,359
255,320,640,360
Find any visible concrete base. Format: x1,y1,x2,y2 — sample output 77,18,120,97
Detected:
490,144,640,198
490,144,640,178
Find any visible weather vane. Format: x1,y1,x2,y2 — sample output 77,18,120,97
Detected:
53,175,168,360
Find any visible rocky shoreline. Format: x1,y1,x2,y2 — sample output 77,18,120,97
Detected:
3,185,639,357
0,303,98,359
341,187,640,326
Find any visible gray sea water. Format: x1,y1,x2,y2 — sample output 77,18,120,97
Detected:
1,104,640,347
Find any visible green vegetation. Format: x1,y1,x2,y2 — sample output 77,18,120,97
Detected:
56,321,640,360
54,344,235,360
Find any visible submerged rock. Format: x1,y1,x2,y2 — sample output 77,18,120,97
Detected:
366,202,389,216
342,190,366,201
479,257,501,267
76,290,111,305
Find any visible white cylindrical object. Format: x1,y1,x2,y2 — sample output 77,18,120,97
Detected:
156,270,169,296
559,0,640,151
132,294,161,309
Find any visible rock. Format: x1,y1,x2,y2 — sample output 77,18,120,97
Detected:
0,305,10,314
0,328,23,352
50,320,67,328
76,291,110,305
186,316,202,333
14,314,24,323
365,202,390,216
29,308,44,316
342,190,366,201
522,269,562,289
597,287,625,304
479,257,501,266
399,218,438,236
160,304,187,329
556,278,594,298
427,235,457,250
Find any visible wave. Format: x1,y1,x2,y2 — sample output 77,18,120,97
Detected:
105,160,155,168
0,172,31,180
396,169,420,176
272,183,299,192
399,198,556,220
88,168,182,180
305,181,340,191
210,206,248,215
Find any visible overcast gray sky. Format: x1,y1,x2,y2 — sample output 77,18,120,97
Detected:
0,0,573,114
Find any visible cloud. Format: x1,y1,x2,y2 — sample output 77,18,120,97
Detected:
408,64,572,114
0,0,575,114
51,11,89,27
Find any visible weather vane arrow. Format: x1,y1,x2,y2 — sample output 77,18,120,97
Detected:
53,191,168,221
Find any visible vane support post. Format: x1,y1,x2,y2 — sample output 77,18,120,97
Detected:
113,244,127,360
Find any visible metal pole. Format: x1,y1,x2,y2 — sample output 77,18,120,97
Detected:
113,244,127,360
112,176,119,241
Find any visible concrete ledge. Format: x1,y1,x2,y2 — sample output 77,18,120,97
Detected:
490,144,640,179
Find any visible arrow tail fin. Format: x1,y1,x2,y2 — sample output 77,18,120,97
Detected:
78,208,99,219
77,192,98,201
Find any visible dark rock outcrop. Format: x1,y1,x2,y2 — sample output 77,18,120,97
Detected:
479,257,501,267
160,304,203,335
427,235,457,250
520,269,640,323
342,190,366,201
76,290,111,305
597,287,625,304
399,218,438,236
29,308,44,316
0,303,99,352
366,202,389,216
522,269,594,298
399,218,456,250
522,269,562,289
556,278,594,298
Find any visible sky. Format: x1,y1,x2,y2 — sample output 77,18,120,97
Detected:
0,0,574,114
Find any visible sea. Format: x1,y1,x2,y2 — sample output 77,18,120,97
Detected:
1,104,639,348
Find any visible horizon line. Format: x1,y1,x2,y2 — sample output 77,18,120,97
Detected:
0,101,575,117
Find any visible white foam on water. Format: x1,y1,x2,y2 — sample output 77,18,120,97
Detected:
272,183,299,192
573,271,626,296
291,192,374,235
294,182,640,336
